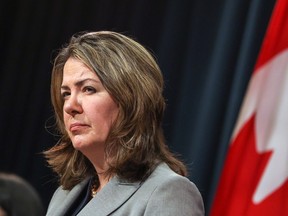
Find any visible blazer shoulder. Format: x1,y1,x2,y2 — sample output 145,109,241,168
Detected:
147,162,194,186
142,163,205,216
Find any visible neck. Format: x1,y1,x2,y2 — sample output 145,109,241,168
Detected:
91,171,112,198
90,156,112,191
81,146,112,192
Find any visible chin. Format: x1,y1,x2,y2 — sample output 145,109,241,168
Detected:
72,140,96,152
71,139,88,150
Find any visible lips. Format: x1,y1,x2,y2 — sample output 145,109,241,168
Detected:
69,122,89,132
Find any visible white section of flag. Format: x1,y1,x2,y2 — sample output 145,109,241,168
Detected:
231,49,288,204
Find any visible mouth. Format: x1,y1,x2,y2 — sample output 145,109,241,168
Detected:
69,123,89,132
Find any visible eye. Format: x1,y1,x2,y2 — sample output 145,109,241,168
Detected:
83,86,96,94
61,91,70,99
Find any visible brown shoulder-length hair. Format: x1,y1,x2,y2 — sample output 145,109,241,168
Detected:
44,31,187,190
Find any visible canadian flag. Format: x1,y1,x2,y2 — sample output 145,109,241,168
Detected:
210,0,288,215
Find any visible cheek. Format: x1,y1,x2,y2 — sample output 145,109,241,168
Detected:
89,101,119,126
92,107,117,125
63,113,70,130
107,101,119,123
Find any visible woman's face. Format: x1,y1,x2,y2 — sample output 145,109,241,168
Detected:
61,57,119,154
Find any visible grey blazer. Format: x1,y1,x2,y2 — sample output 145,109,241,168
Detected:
46,163,204,216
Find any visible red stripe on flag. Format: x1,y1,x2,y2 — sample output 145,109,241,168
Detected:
254,0,288,71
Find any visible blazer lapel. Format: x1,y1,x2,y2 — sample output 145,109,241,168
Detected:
47,178,90,216
78,176,141,216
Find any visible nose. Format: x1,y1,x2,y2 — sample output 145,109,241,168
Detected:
63,94,83,116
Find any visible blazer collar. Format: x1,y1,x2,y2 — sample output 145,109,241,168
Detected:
78,176,141,216
47,178,90,216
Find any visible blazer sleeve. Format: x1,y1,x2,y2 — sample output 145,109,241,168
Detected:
143,175,205,216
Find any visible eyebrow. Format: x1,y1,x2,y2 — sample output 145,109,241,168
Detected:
61,78,99,90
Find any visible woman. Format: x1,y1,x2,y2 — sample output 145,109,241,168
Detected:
45,31,204,215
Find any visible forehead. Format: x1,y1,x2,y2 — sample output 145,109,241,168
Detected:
62,58,97,82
